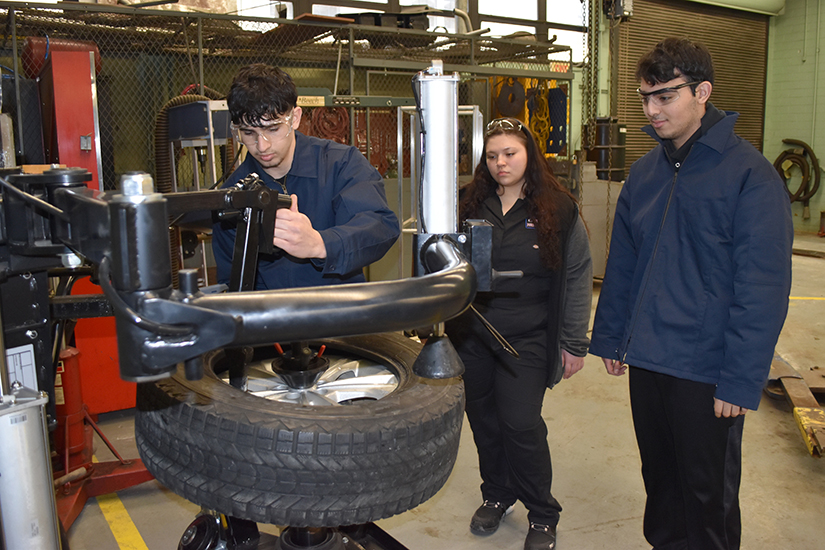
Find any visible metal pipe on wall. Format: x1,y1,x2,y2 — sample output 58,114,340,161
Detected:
811,0,820,153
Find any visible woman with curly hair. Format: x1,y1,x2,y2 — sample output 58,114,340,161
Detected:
447,117,592,550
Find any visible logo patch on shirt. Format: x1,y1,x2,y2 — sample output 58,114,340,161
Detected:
525,218,537,229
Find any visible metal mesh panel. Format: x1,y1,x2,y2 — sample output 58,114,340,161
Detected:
0,3,572,193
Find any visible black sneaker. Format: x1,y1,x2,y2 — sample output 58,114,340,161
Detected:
469,500,514,535
524,522,556,550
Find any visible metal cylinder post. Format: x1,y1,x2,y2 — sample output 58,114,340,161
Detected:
0,304,9,399
416,61,460,234
108,172,179,382
0,390,62,549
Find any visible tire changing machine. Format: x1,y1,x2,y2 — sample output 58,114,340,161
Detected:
0,60,512,550
178,60,479,550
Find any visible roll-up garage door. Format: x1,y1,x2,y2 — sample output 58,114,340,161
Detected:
616,0,769,170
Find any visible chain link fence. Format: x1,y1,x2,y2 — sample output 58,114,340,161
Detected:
0,3,574,283
0,3,572,192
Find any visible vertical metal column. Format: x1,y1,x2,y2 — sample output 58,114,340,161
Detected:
0,305,9,399
10,8,24,160
415,60,460,235
90,51,104,188
198,18,205,95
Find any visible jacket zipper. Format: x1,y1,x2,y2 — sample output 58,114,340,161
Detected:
620,161,681,363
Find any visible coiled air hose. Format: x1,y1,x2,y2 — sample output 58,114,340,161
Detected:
773,138,821,204
153,86,232,286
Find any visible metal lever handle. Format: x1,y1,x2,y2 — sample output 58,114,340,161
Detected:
493,269,523,280
468,304,519,359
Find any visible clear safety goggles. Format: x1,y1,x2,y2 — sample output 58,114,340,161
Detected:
232,112,294,145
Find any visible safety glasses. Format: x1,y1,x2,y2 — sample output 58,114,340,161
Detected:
485,118,524,135
232,112,294,146
637,81,700,107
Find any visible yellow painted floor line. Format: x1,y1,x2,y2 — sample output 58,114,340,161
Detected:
93,456,149,550
789,296,825,300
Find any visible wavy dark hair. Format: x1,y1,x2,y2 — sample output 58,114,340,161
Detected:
459,117,575,269
227,63,298,126
636,37,714,87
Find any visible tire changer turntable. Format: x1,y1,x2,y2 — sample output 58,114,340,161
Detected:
0,61,519,550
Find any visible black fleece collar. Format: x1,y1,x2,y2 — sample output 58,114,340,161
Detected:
663,102,726,164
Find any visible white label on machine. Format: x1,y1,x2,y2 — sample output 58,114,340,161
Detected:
6,344,37,391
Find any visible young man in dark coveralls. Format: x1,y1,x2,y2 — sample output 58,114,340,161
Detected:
212,63,400,289
589,38,793,550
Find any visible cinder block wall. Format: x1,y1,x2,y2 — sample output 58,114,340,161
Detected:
764,0,825,233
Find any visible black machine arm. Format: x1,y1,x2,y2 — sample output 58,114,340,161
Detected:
165,172,293,292
1,168,478,383
181,235,474,347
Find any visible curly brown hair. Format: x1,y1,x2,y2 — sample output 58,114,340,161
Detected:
459,117,575,269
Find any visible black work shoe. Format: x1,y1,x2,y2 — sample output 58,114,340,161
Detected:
469,500,514,535
524,522,556,550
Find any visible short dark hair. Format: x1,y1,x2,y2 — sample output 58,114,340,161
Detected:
227,63,298,126
635,37,714,87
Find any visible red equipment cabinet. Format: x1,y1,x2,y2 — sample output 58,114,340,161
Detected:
71,277,136,414
36,49,103,190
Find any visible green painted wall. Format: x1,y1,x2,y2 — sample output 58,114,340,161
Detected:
764,0,825,233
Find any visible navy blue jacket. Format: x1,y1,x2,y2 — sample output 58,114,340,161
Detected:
212,132,400,289
590,112,793,410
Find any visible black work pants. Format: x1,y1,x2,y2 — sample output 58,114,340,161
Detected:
461,343,562,527
629,367,744,550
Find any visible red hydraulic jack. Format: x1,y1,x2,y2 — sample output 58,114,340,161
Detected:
53,347,154,530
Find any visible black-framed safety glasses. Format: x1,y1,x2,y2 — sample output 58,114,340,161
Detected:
636,81,701,107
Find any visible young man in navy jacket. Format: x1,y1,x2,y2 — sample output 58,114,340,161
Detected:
213,64,399,290
590,38,792,550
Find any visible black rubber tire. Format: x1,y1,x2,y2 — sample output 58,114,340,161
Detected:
134,333,464,528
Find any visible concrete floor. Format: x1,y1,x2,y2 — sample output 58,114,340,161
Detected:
66,233,825,550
